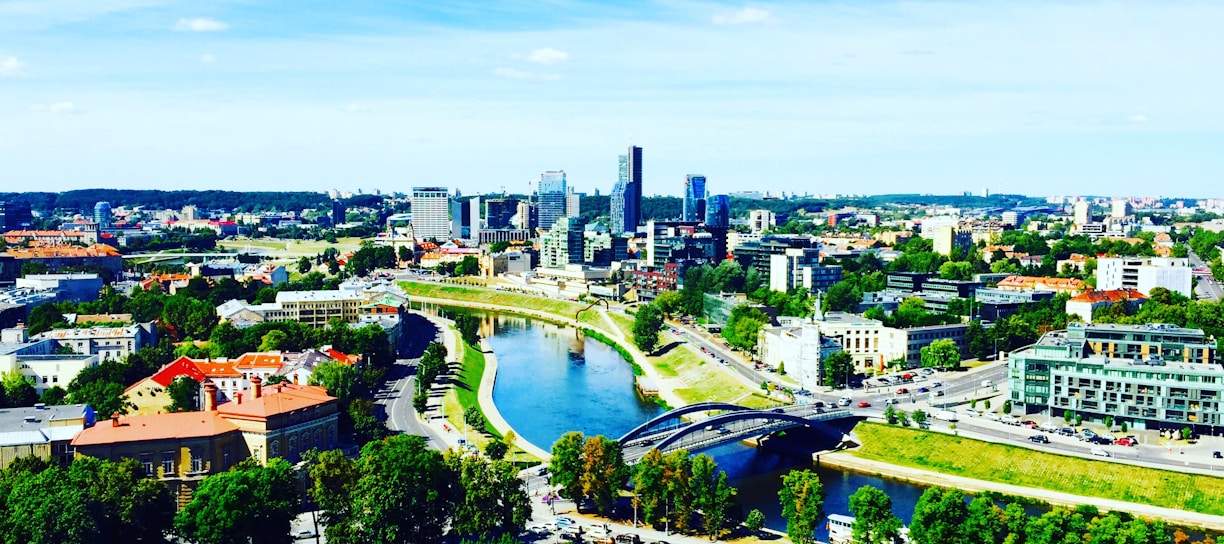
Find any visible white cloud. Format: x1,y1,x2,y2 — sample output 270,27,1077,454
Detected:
0,55,24,76
174,17,227,32
1127,114,1148,123
493,67,561,81
526,47,569,66
31,102,79,114
713,6,772,25
200,54,215,63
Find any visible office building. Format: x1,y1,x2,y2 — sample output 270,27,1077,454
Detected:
410,187,452,241
705,195,730,227
566,189,581,219
758,320,844,391
462,196,481,241
1073,200,1092,226
1111,200,1131,218
610,146,643,234
1096,257,1193,298
539,217,586,269
449,199,463,240
32,321,158,362
683,175,707,222
1065,289,1147,324
514,200,536,231
930,225,973,256
748,210,776,233
536,171,568,231
93,202,113,231
0,201,33,231
0,404,95,470
484,198,519,230
1008,322,1222,431
14,273,104,303
768,248,843,293
331,200,346,226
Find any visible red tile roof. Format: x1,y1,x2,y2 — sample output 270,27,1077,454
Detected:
216,384,334,419
144,356,209,388
234,352,285,369
193,360,243,378
71,411,239,446
1069,289,1147,303
997,275,1085,292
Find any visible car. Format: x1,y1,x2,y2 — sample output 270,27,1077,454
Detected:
1081,429,1098,439
984,412,1000,421
965,409,980,417
615,535,641,544
1214,451,1223,459
1029,434,1050,444
717,427,732,435
1090,448,1111,457
931,382,943,388
920,368,935,375
1058,427,1075,436
1001,415,1021,425
537,466,549,476
555,516,577,527
1022,420,1039,429
771,407,785,413
839,397,853,406
797,389,812,396
917,387,930,393
933,390,945,397
857,401,871,408
1114,437,1137,446
885,398,899,405
527,524,552,536
896,387,909,394
1089,436,1113,445
295,530,317,539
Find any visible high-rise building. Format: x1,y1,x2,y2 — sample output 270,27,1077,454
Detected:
450,199,463,240
537,171,567,231
748,210,776,233
1096,257,1193,297
514,200,536,231
683,175,707,222
0,201,33,232
330,200,346,226
93,202,113,230
539,217,585,269
1073,200,1092,225
566,188,581,219
610,146,642,234
1111,199,1131,218
463,196,481,241
410,187,452,241
484,198,518,230
705,195,730,227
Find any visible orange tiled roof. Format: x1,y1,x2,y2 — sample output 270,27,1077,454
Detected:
1069,289,1147,303
216,384,335,419
143,356,209,388
192,360,243,378
997,275,1086,291
71,411,239,446
324,348,359,365
6,244,121,259
234,352,285,369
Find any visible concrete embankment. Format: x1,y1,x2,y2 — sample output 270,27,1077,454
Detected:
476,338,551,461
816,452,1224,532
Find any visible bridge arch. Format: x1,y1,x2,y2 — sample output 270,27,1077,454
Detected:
652,410,817,451
618,402,750,443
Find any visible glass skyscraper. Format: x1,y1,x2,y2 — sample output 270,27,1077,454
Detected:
537,170,568,231
683,175,706,222
705,194,730,227
610,146,642,234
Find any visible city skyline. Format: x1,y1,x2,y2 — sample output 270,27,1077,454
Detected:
3,1,1223,196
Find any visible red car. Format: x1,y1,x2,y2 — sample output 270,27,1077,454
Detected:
857,401,871,408
1115,437,1137,446
896,388,909,394
1022,421,1039,429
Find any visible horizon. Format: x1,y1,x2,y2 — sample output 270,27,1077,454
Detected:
3,1,1223,197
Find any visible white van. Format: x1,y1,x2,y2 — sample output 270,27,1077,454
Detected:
981,379,994,388
935,410,959,422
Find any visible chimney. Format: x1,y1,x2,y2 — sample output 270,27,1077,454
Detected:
203,381,218,412
235,392,243,405
252,375,263,399
111,412,121,427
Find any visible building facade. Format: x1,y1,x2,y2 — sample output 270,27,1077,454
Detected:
1008,322,1221,431
610,146,643,235
705,195,730,228
410,187,452,241
537,171,568,231
683,175,706,222
1096,257,1193,297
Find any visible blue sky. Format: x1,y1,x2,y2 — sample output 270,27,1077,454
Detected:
2,0,1222,198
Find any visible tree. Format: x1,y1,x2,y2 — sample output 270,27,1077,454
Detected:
549,432,586,501
454,313,480,346
258,329,289,352
463,405,486,432
174,458,300,544
778,469,824,544
484,438,509,461
962,496,1003,544
349,398,389,445
68,379,127,416
744,509,766,535
965,320,990,359
823,351,855,389
165,376,199,412
939,261,974,281
849,485,903,544
653,291,685,317
161,295,218,341
777,361,786,375
690,454,734,539
579,435,628,515
632,303,665,353
920,339,961,370
454,256,480,276
297,256,311,274
1002,400,1012,415
446,453,531,541
26,303,66,336
908,487,968,544
912,409,928,427
38,385,68,406
2,371,38,408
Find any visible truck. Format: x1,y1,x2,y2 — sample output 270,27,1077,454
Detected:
935,410,959,422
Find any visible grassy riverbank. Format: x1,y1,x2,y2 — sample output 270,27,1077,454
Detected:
440,340,540,464
850,422,1224,516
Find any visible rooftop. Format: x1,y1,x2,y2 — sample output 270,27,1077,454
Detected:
216,383,334,419
1068,289,1148,304
71,411,240,446
275,290,363,303
0,404,93,431
34,325,143,340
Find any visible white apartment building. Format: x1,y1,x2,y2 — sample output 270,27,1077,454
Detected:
748,210,776,234
757,320,843,392
410,187,452,241
1096,257,1193,297
32,322,157,362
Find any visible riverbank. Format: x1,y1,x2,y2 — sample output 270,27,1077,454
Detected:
477,338,551,461
825,422,1224,530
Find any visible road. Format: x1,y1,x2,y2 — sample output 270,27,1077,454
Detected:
1188,249,1223,301
378,313,447,450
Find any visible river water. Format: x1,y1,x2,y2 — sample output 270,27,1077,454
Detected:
479,310,937,539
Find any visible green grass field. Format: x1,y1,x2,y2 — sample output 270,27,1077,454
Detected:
218,236,364,256
401,281,589,317
850,422,1224,516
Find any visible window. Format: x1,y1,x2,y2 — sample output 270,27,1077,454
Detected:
223,446,232,469
140,453,155,477
161,451,175,476
270,440,280,458
289,437,297,457
191,453,206,474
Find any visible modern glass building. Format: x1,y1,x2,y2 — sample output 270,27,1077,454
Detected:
610,146,642,234
705,194,730,227
537,171,568,231
93,201,112,230
683,175,706,222
1009,322,1222,431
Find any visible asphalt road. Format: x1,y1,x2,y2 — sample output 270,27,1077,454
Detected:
378,313,447,450
1189,249,1223,301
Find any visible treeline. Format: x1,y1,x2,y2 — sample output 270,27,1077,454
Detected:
0,190,338,213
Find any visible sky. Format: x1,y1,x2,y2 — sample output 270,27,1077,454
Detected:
2,0,1223,198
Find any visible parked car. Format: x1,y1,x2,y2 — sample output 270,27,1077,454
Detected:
1090,448,1111,458
1114,437,1137,446
1058,427,1075,436
1080,429,1098,439
1214,451,1223,459
965,409,981,417
1001,415,1021,425
933,390,945,397
896,387,909,394
931,382,943,388
984,412,1000,421
615,535,641,544
1090,436,1113,445
1029,434,1050,444
295,530,317,540
920,368,935,375
1022,420,1039,429
935,410,959,422
917,387,930,393
857,401,872,408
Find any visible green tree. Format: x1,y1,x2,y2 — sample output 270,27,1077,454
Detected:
258,329,289,352
68,379,127,416
446,453,531,541
174,458,300,544
920,339,962,370
822,350,855,388
632,448,668,525
297,256,312,274
580,435,628,516
632,303,665,353
463,405,486,432
165,376,199,412
962,496,1003,544
161,295,218,341
778,469,824,544
2,371,38,408
849,485,903,544
349,398,389,445
908,487,968,544
26,303,66,336
939,261,974,281
653,291,685,317
38,385,68,406
744,509,766,535
965,320,990,359
549,431,586,501
691,454,734,539
454,255,480,276
912,409,928,427
484,438,509,461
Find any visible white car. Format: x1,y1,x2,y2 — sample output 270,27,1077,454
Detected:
984,412,1000,421
965,409,981,417
1090,448,1111,457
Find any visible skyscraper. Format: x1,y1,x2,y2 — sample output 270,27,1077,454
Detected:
484,198,518,229
610,146,642,234
0,201,33,232
537,171,567,231
410,187,452,241
683,175,707,222
705,195,730,227
330,200,346,226
93,201,113,230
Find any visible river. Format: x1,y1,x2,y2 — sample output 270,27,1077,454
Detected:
476,309,937,539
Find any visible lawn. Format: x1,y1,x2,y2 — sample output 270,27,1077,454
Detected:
218,237,364,256
441,340,540,464
662,346,774,407
850,422,1224,516
401,281,589,318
